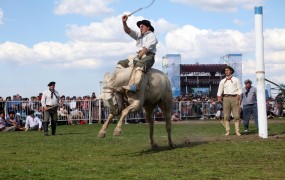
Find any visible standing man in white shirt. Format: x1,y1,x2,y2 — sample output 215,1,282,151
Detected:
25,110,42,131
41,81,60,136
217,66,242,136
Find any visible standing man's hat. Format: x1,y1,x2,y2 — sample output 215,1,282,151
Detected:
221,65,235,74
47,81,56,86
137,20,154,32
244,79,252,84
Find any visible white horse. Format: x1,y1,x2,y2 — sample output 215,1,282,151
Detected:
97,65,174,148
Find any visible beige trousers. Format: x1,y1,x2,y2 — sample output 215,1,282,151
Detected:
222,96,240,133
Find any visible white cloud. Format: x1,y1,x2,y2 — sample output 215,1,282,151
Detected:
66,14,132,42
0,8,3,25
233,19,244,26
161,22,285,85
54,0,114,16
0,42,36,65
155,18,178,34
0,14,284,86
170,0,264,12
164,24,254,61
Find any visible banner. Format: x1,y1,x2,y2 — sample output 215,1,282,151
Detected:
162,54,181,97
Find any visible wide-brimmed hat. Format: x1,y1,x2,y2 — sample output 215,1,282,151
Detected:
47,81,56,86
137,20,154,32
244,79,252,84
221,65,235,74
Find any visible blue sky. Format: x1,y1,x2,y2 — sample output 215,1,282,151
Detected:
0,0,284,98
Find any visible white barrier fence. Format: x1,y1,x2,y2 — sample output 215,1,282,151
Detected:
2,100,224,124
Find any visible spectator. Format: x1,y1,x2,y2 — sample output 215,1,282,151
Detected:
154,106,163,121
5,111,25,131
275,93,283,117
25,110,42,131
0,110,16,132
69,96,77,111
29,96,37,110
215,108,223,120
267,107,278,118
91,96,99,120
82,96,90,120
171,111,181,121
76,96,83,113
0,96,4,112
215,108,224,127
70,108,84,120
11,94,22,113
240,79,258,132
38,93,43,101
5,96,13,112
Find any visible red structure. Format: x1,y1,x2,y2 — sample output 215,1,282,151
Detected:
180,64,227,97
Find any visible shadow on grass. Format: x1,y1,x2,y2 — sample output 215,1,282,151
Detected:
54,132,87,136
138,140,209,155
110,140,209,157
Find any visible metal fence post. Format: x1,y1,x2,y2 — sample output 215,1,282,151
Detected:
88,100,92,124
98,99,102,124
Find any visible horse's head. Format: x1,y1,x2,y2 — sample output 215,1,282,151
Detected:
98,73,124,115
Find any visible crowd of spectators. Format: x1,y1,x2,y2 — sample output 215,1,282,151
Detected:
170,93,285,121
0,92,101,132
1,92,284,131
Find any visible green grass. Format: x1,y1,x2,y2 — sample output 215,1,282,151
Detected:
0,121,285,179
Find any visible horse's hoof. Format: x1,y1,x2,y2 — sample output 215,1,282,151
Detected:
113,130,121,136
98,131,106,138
151,143,158,149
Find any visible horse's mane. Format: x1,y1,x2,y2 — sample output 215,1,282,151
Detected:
104,67,133,89
104,66,167,92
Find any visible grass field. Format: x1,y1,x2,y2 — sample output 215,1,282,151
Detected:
1,120,285,179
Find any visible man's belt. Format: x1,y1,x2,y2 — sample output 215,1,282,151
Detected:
138,50,155,56
224,94,237,97
46,105,58,108
46,105,58,107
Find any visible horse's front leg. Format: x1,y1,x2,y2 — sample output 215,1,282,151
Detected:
113,110,128,136
113,103,141,136
98,113,115,138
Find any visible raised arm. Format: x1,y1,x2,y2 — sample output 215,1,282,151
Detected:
122,15,131,34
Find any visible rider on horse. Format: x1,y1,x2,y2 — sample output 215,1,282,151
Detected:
117,15,158,92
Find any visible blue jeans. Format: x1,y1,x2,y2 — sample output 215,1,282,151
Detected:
243,104,258,130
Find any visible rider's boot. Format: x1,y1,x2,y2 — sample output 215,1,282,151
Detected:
123,67,144,92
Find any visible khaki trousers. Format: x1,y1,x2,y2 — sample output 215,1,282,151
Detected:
222,96,240,133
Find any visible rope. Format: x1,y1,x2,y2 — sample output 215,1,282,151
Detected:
128,0,155,17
